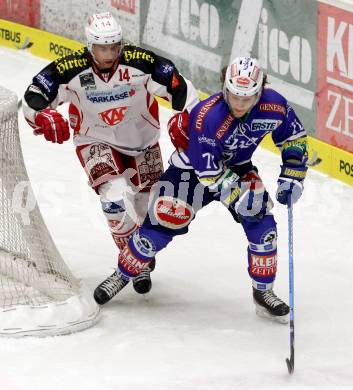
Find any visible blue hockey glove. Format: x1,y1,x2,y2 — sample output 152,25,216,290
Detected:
276,163,307,205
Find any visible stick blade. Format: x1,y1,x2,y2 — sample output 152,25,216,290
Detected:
286,357,294,374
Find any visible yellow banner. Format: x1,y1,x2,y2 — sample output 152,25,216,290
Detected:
0,19,84,61
260,134,353,186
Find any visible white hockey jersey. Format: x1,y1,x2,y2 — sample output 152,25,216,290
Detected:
23,45,199,156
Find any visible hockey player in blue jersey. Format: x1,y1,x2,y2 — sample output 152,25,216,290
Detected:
94,57,308,323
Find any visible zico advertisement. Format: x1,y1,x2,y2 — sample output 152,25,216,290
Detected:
140,0,317,135
0,0,40,27
317,3,353,154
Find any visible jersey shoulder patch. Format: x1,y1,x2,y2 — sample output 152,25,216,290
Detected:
258,88,288,116
191,93,224,133
120,44,156,72
53,47,91,82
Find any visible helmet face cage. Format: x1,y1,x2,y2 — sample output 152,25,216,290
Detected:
86,12,123,52
223,57,264,99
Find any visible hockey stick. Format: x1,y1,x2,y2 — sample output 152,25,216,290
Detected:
306,150,321,167
285,199,295,374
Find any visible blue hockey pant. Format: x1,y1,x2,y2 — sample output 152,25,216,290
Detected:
119,165,278,287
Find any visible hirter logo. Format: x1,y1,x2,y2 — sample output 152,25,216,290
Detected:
154,196,193,229
99,106,128,126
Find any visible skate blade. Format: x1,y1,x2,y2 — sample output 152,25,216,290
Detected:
254,303,289,324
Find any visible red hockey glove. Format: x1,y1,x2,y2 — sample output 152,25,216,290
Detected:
34,108,70,144
167,111,189,151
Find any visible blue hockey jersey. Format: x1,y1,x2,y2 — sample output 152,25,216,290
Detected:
170,88,307,186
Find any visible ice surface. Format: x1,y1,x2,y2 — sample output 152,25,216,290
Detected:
0,46,352,390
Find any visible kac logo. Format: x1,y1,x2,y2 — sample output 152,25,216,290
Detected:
99,107,128,126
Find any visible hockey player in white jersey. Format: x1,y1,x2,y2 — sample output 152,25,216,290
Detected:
23,12,199,304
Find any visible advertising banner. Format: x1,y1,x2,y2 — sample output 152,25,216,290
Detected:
111,0,140,44
140,0,317,135
317,2,353,153
0,19,83,61
0,0,40,27
40,0,140,44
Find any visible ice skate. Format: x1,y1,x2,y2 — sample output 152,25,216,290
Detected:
253,287,289,324
132,258,155,294
94,271,129,304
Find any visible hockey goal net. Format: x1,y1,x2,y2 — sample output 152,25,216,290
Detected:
0,86,100,336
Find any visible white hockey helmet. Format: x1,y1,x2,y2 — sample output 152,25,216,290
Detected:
223,57,264,97
85,12,123,51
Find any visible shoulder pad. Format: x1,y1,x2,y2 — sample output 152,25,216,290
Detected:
260,88,287,105
53,47,90,82
257,88,288,116
121,44,156,69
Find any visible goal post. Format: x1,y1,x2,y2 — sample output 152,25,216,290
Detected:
0,86,100,336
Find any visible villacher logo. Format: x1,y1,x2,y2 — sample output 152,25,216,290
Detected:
154,197,193,229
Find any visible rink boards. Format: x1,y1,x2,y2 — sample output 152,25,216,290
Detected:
0,18,352,187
